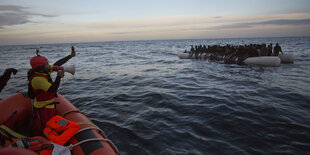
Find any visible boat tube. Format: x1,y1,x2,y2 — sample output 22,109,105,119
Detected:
243,56,281,67
178,52,293,66
178,52,191,59
0,93,119,155
278,53,294,63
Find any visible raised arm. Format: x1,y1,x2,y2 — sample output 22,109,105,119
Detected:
0,68,17,92
54,46,76,66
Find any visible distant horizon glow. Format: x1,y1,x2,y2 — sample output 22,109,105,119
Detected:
0,0,310,45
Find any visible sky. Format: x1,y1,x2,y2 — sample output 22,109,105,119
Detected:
0,0,310,45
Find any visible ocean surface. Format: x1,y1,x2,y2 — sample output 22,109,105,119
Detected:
0,37,310,154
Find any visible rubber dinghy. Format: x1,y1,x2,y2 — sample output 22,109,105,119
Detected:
0,93,119,155
279,53,294,63
178,52,208,59
243,56,281,67
178,52,192,59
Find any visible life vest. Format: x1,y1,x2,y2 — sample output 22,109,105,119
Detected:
43,115,79,145
29,73,56,101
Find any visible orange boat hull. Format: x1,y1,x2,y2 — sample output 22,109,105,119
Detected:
0,93,118,155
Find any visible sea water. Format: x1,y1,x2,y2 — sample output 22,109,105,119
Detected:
0,37,310,154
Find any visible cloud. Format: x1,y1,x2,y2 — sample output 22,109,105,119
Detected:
0,4,56,29
211,19,310,30
258,19,310,25
83,15,216,32
0,12,29,27
0,4,29,12
81,12,310,34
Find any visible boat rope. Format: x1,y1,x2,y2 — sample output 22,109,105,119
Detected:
61,111,120,154
0,125,27,139
70,126,119,154
67,137,120,154
66,138,108,149
61,110,86,118
76,122,100,130
74,126,107,138
0,128,9,139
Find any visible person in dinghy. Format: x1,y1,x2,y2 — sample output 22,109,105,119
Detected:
273,43,283,56
27,46,76,134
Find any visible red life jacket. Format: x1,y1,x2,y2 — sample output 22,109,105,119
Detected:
29,73,56,101
43,115,79,145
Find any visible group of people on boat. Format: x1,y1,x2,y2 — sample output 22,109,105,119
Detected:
0,47,79,154
184,43,283,64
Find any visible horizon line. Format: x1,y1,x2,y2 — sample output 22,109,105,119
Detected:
1,35,309,47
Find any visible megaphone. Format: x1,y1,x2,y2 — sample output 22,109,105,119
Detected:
52,65,75,75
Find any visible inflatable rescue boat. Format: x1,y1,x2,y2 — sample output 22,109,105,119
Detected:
0,93,119,155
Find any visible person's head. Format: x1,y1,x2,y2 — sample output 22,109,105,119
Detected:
30,55,50,73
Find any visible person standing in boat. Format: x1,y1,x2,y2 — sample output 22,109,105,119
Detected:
273,43,283,56
189,45,195,58
27,46,76,133
260,44,267,56
267,43,273,56
194,45,199,59
0,68,18,92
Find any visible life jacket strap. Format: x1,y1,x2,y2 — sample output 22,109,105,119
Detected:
44,102,59,108
34,102,59,109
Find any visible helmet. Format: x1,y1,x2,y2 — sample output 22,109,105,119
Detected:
30,56,48,68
